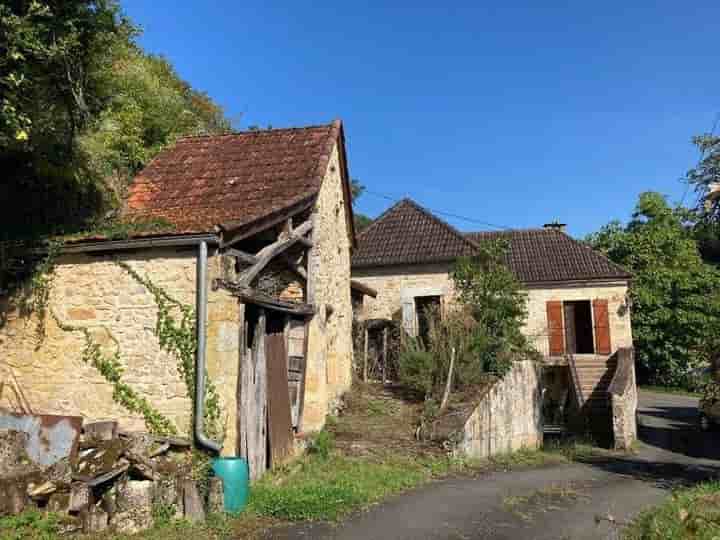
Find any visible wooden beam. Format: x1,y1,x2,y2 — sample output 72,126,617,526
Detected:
239,220,313,286
282,255,308,280
351,279,377,298
225,248,258,265
216,280,314,316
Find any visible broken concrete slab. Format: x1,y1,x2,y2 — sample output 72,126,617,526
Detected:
27,479,56,499
86,460,129,487
83,421,118,442
73,439,125,482
0,413,82,468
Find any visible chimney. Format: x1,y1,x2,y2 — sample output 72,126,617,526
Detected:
543,220,567,233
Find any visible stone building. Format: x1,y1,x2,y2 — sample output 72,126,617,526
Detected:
351,198,637,445
0,121,358,472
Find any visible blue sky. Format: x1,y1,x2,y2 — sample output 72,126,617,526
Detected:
123,1,718,237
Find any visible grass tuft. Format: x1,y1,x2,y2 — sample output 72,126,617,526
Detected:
624,481,720,540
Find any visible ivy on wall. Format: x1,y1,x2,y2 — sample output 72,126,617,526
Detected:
116,261,224,442
51,311,178,435
20,248,224,442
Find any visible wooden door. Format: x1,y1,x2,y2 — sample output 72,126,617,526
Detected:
266,332,294,466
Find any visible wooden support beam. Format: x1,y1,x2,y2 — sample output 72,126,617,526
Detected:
363,326,369,382
282,255,308,280
215,280,315,316
225,248,259,265
239,220,313,286
351,279,377,298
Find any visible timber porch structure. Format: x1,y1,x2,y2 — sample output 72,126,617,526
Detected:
0,120,373,480
351,198,638,447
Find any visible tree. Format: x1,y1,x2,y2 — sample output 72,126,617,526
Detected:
397,241,535,401
0,1,229,241
688,134,720,219
588,192,720,389
349,179,373,232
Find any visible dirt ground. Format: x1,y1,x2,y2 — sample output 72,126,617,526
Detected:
328,382,446,459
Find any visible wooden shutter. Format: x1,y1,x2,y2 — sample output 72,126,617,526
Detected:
546,301,565,356
593,299,611,354
285,318,306,428
401,298,417,337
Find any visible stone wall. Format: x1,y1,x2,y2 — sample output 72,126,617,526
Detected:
301,141,354,432
353,264,633,358
353,263,456,322
524,282,633,357
458,360,543,458
0,249,241,456
609,349,638,450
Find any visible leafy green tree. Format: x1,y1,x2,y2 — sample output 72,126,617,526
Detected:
0,1,229,241
349,179,373,232
452,241,534,374
588,192,720,389
688,134,720,219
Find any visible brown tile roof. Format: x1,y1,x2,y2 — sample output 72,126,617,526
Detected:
124,120,344,237
351,199,479,267
465,229,632,283
351,198,631,283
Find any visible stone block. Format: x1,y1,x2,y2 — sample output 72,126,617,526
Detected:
69,482,91,512
207,477,224,514
0,429,30,476
67,308,96,320
0,477,30,516
182,478,205,523
111,480,154,534
83,506,109,533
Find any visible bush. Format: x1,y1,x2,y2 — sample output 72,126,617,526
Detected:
397,241,537,403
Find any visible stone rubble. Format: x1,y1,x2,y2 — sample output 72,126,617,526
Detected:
0,419,226,535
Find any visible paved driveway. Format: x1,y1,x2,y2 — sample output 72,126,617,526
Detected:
267,391,719,540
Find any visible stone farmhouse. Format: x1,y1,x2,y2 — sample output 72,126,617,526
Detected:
351,198,638,445
0,120,367,477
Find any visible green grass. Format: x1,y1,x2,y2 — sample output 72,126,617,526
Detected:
624,481,720,540
639,385,702,398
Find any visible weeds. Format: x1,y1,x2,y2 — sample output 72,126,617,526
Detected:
624,481,720,540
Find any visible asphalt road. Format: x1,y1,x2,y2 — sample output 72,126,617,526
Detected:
266,391,720,540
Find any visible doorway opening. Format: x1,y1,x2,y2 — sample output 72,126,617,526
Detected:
415,295,441,344
563,300,594,354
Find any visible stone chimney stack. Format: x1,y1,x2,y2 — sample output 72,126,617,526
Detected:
543,220,567,233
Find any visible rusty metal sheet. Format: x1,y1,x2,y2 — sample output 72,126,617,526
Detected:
0,413,82,467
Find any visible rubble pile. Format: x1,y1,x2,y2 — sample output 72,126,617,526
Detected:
0,418,223,535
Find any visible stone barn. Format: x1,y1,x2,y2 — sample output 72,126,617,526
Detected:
0,120,360,476
351,198,637,447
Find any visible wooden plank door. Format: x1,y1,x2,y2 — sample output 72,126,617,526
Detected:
266,332,294,466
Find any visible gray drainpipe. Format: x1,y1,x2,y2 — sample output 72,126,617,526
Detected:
195,241,222,453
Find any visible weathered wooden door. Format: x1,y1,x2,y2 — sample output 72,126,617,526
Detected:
285,318,306,429
266,332,294,466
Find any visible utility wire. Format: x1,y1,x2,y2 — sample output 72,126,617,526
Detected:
362,189,514,230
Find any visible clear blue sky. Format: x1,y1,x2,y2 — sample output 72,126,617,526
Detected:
123,0,718,237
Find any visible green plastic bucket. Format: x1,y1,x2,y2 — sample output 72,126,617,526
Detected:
211,457,249,514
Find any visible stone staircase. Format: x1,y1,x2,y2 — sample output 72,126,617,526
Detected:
568,355,618,438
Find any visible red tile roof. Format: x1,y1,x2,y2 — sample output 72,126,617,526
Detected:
352,199,478,267
124,121,343,236
465,229,632,283
352,198,631,283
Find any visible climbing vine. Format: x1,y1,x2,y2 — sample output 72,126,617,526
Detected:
52,311,177,435
116,261,224,442
22,240,62,343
